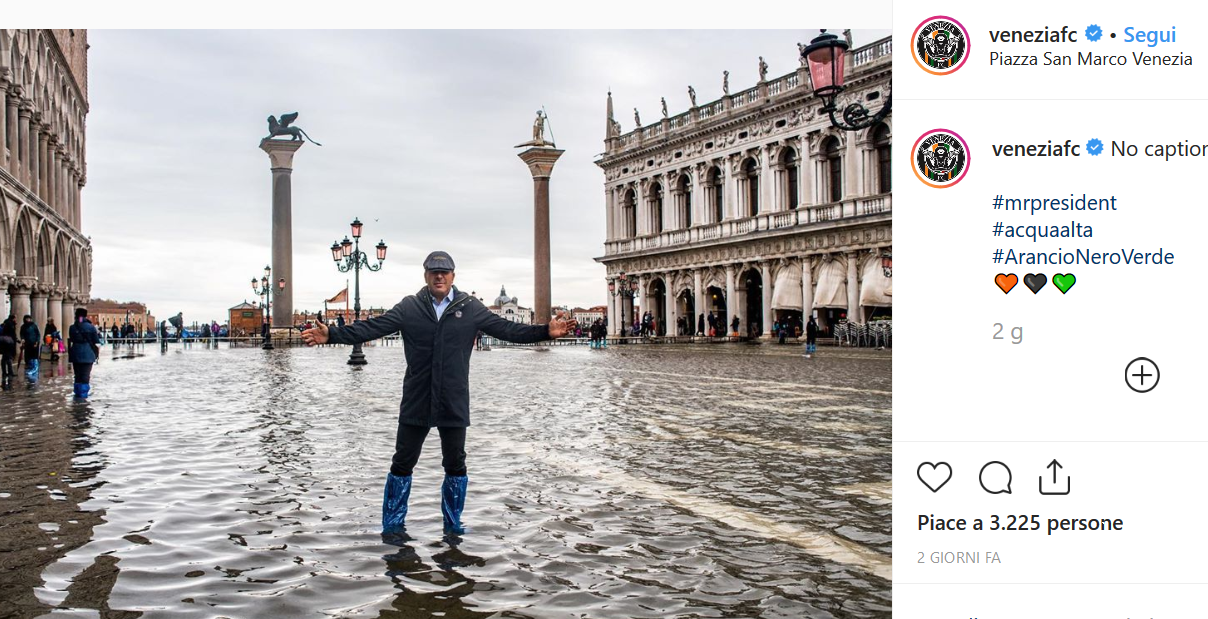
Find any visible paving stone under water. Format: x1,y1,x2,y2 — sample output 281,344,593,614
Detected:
0,342,891,618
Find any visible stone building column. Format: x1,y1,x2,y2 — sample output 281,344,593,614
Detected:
17,104,31,187
30,287,48,333
9,278,33,321
0,81,7,171
846,252,860,323
62,293,75,336
760,147,774,213
798,136,814,207
725,265,736,335
693,269,704,334
761,261,773,337
47,291,63,336
38,127,49,201
606,283,617,336
726,157,740,221
516,144,564,326
5,87,19,176
665,272,677,336
801,256,814,320
74,178,83,228
845,135,859,199
604,186,615,241
259,139,305,328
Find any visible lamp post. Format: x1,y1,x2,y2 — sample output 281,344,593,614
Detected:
251,265,285,350
330,217,387,366
802,29,891,132
608,271,640,335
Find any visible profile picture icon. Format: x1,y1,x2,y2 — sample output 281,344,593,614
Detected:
913,129,970,188
913,16,970,75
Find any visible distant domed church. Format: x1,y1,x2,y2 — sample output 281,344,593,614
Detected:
487,286,532,324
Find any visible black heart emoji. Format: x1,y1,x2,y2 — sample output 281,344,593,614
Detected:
1024,273,1047,294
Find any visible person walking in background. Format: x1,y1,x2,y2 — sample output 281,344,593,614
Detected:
68,307,101,399
0,315,17,382
44,318,61,361
730,315,740,337
804,315,818,358
19,315,40,377
302,251,572,536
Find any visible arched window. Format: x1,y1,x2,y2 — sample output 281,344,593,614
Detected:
677,175,692,228
744,158,759,216
824,137,843,202
623,189,637,238
709,166,724,223
651,182,664,234
873,123,891,194
783,147,799,209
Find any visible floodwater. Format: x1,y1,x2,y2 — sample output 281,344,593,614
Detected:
0,342,891,618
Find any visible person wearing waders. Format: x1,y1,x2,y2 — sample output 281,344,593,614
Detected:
68,307,102,398
301,251,573,535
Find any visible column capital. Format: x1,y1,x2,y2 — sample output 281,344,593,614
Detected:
516,146,565,179
259,137,304,170
48,289,65,301
12,275,37,293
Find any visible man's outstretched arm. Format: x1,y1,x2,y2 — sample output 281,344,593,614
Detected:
476,305,572,343
302,300,407,346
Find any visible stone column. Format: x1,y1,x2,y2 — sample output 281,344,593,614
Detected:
725,265,736,335
9,278,33,321
693,269,704,334
799,136,814,207
726,157,740,220
47,291,63,337
61,293,75,336
604,186,615,241
606,283,617,336
760,148,773,213
38,128,49,201
259,139,304,328
801,256,814,320
0,81,7,171
846,252,860,323
517,145,565,325
17,104,31,187
30,286,48,334
5,87,18,176
761,262,773,337
665,272,677,336
73,176,83,229
845,136,858,199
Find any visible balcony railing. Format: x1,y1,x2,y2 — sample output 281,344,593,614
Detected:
604,193,891,256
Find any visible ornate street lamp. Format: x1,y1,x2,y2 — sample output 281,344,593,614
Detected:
881,251,892,278
331,217,387,366
802,29,891,132
251,265,284,350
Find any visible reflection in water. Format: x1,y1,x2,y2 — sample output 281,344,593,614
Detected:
2,344,890,618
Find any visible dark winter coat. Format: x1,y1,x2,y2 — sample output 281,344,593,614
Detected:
327,286,550,428
69,319,102,364
806,319,818,344
20,322,40,346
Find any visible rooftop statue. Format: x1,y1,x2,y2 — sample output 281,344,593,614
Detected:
265,112,322,145
516,110,555,148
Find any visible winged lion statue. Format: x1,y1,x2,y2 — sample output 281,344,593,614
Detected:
265,112,322,145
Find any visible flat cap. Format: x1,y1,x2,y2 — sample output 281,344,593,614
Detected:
423,251,456,271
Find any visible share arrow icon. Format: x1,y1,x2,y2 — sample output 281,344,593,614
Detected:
1039,459,1071,495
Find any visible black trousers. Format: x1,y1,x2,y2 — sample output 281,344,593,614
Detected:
1,354,12,377
73,362,93,384
390,424,467,477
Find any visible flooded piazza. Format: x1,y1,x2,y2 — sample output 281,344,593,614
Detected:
0,343,891,618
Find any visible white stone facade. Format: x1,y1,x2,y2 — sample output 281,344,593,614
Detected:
487,286,532,324
596,37,891,338
0,30,92,329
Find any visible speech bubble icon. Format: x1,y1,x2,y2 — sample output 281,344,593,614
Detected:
979,461,1013,494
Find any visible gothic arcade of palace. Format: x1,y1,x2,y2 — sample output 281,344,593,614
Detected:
596,37,891,338
0,29,92,329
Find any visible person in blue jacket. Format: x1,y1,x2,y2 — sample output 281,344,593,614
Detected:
68,307,101,398
19,315,40,377
302,251,572,535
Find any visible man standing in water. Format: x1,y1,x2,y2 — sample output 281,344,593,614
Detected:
302,251,572,535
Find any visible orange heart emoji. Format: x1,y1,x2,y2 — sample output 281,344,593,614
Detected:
995,273,1018,294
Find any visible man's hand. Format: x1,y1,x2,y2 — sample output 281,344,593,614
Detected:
301,322,330,346
547,317,575,339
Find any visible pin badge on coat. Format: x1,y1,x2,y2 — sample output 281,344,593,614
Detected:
454,310,462,318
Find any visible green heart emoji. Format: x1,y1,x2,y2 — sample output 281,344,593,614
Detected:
1052,273,1076,294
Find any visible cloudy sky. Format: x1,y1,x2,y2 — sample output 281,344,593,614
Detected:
84,29,887,323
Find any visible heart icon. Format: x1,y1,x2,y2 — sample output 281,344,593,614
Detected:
917,462,953,493
1053,273,1076,294
995,273,1018,294
1024,273,1047,294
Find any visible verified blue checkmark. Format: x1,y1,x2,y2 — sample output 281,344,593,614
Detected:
1086,138,1104,156
1085,24,1103,42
